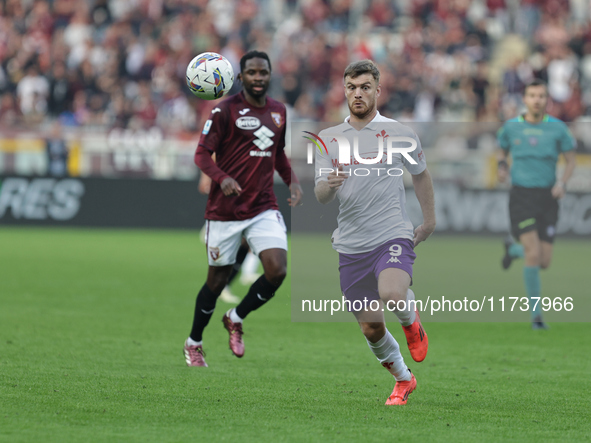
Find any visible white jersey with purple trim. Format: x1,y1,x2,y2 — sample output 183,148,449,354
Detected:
315,111,426,254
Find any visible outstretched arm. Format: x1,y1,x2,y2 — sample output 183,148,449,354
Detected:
194,146,242,196
275,149,303,206
314,165,348,204
411,168,436,246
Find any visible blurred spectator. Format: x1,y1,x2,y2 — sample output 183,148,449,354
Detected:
471,62,490,119
45,122,69,177
547,46,578,104
0,0,589,135
48,61,72,117
16,65,49,120
516,0,541,41
0,92,21,126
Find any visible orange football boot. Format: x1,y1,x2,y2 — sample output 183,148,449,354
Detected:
385,373,417,405
402,309,428,362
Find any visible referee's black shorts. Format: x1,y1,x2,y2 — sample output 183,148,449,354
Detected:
509,186,559,243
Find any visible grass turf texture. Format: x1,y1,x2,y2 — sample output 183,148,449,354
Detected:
1,227,589,442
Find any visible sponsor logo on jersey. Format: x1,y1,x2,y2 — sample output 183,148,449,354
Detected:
253,126,274,149
202,119,212,134
238,108,250,115
250,125,275,157
236,116,261,130
271,112,283,127
211,108,221,114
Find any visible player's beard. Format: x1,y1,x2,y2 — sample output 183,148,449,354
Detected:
245,82,269,99
531,104,545,117
349,96,376,120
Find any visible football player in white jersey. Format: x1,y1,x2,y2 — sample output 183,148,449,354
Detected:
314,60,436,405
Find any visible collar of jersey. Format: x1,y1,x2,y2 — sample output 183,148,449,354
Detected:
518,114,549,123
343,110,386,131
239,91,268,110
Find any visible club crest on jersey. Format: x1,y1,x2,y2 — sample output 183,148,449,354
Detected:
209,246,220,261
376,129,389,139
236,116,261,130
271,112,283,128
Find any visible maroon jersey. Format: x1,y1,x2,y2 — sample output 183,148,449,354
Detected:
197,92,288,221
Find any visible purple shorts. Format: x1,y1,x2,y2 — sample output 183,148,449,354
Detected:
339,238,416,303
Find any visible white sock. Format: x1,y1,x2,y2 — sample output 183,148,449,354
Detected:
228,308,243,323
186,337,202,347
241,252,259,275
366,329,411,381
394,288,417,326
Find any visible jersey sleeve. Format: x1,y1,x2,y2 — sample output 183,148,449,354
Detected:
194,145,229,184
275,149,295,186
198,104,229,153
402,130,426,175
496,124,510,152
314,130,333,185
559,123,576,153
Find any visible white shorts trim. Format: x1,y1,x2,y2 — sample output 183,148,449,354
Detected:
205,209,287,266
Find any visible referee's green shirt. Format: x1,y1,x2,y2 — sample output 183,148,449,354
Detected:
497,114,576,189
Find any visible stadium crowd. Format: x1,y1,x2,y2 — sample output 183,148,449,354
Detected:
0,0,590,134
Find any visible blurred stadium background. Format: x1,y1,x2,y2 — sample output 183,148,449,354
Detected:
1,0,590,231
2,2,590,440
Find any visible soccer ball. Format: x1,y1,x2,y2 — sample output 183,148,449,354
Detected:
186,52,234,100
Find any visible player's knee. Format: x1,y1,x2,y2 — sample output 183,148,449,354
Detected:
523,249,542,267
540,259,551,270
264,262,286,287
379,287,406,304
207,273,230,295
360,322,386,342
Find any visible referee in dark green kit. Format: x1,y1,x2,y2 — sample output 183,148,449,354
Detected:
497,79,577,329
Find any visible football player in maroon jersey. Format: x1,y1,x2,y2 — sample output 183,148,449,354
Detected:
183,51,302,367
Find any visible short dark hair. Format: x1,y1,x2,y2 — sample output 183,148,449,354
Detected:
240,50,272,72
343,60,380,83
523,78,547,95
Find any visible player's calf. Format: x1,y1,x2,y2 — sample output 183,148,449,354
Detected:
235,275,279,320
206,265,233,294
359,321,387,344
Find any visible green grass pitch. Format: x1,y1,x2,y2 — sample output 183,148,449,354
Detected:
1,227,590,442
